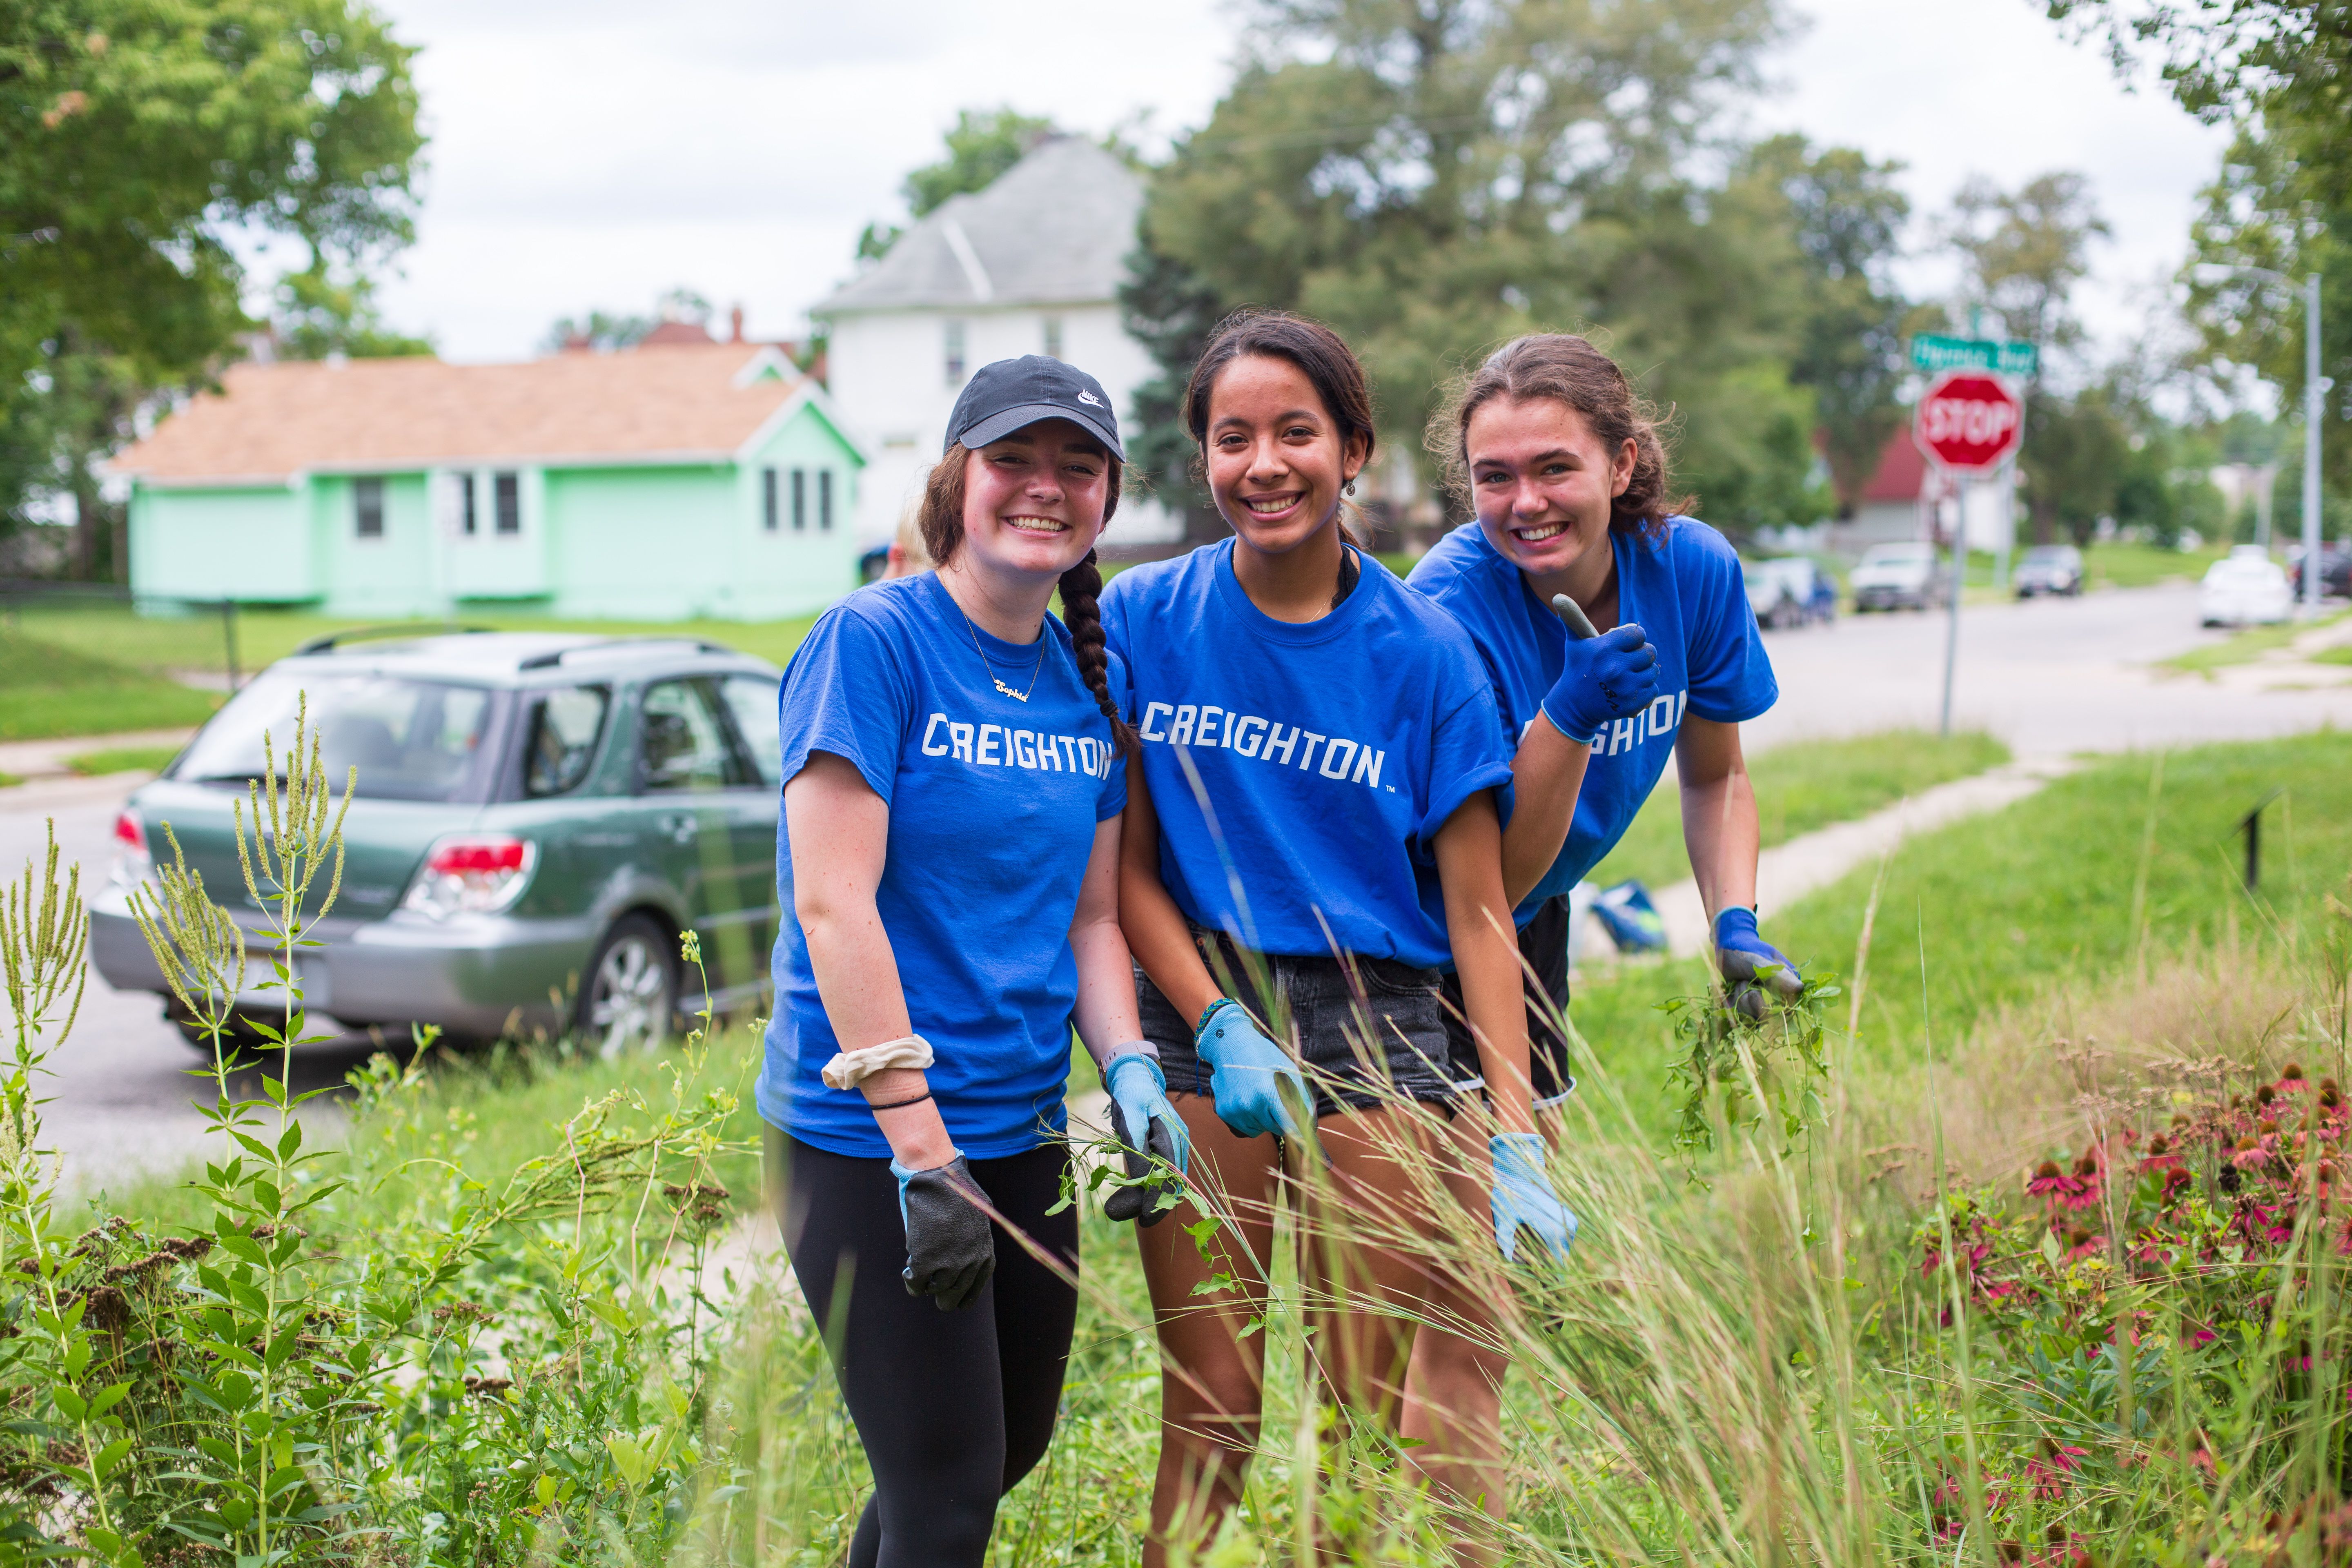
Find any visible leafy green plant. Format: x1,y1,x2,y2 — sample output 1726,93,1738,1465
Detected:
1665,967,1841,1169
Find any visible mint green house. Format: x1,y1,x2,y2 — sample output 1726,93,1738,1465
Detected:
111,341,864,621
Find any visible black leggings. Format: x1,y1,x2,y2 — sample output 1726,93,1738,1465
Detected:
766,1128,1080,1568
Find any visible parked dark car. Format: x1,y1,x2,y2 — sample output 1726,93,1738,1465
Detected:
2291,545,2352,601
90,631,783,1057
2013,543,2084,597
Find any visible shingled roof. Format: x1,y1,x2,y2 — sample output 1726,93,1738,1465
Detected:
813,137,1143,317
113,343,822,485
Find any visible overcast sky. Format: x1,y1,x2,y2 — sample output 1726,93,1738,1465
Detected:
349,0,2231,370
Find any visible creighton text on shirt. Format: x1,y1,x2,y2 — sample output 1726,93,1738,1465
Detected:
1136,701,1389,790
919,713,1118,778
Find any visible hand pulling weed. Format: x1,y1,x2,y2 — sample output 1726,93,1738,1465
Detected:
1664,967,1840,1176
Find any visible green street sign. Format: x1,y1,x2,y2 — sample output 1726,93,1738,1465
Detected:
1911,333,2038,377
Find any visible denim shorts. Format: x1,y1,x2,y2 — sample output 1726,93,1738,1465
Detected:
1136,927,1459,1120
1438,893,1578,1108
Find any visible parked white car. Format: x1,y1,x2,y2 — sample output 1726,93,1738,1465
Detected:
1849,542,1947,612
2199,548,2293,627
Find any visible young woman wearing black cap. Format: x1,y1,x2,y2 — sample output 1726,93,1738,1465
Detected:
758,356,1189,1568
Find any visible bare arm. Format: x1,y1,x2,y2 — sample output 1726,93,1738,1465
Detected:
1500,713,1592,907
1116,753,1224,1026
784,751,954,1170
1068,813,1145,1064
1675,715,1760,924
1435,791,1534,1136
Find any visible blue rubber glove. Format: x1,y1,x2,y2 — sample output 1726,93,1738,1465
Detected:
889,1154,995,1310
1194,998,1308,1140
1541,623,1660,744
1490,1132,1577,1262
1102,1049,1190,1226
1715,906,1802,1018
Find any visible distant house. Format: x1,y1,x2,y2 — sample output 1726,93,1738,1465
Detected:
111,341,863,621
1832,423,2012,555
813,136,1181,552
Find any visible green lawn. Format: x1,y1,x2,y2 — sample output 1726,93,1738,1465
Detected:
1569,729,2352,1120
0,630,222,740
1584,727,2011,892
64,744,184,776
2316,641,2352,665
2159,606,2350,675
2082,539,2226,588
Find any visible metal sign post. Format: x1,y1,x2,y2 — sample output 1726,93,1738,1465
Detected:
1913,356,2027,741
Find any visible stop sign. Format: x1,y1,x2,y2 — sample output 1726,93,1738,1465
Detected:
1915,370,2022,472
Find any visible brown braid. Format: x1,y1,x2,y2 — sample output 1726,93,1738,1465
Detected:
1057,550,1137,757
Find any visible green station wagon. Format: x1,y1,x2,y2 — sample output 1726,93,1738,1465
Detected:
89,630,784,1056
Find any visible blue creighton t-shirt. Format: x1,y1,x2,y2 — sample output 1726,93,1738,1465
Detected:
756,572,1127,1160
1407,517,1778,919
1101,540,1515,971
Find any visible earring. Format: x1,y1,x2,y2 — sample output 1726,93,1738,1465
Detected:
1344,481,1356,497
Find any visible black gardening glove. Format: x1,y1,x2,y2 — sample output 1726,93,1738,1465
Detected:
891,1155,996,1311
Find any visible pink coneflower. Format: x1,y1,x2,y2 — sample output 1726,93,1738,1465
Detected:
2184,1324,2219,1348
2278,1062,2310,1091
2283,1339,2315,1372
2025,1438,2089,1500
2058,1153,2104,1211
2062,1226,2105,1264
2232,1136,2272,1172
2026,1159,2068,1198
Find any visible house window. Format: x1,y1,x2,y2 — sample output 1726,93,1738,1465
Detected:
459,472,477,536
1043,317,1063,360
819,469,833,531
494,472,521,535
354,477,385,539
944,319,966,386
761,467,779,531
791,468,807,531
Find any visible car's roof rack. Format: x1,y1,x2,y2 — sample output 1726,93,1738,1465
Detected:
293,624,491,655
515,637,732,670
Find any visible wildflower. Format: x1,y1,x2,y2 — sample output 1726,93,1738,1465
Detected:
2322,1078,2344,1111
2283,1339,2315,1372
2026,1159,2068,1198
2058,1152,2103,1211
2279,1062,2309,1089
2232,1136,2270,1172
2063,1227,2105,1264
2257,1085,2278,1108
2024,1437,2090,1500
2163,1165,2193,1197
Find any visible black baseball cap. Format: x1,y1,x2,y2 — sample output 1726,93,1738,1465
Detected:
945,356,1125,462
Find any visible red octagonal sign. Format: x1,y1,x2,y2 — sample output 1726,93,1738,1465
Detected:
1915,370,2023,472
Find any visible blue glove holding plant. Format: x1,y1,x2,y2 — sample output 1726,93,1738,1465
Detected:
1195,998,1308,1140
1102,1049,1190,1226
1490,1132,1577,1262
1715,906,1802,1019
1541,620,1660,744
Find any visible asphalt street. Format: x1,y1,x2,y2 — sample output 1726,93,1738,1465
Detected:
4,580,2347,1191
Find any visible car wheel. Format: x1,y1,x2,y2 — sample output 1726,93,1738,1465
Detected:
579,913,676,1060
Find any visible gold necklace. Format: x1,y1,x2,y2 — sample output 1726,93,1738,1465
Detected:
952,596,1047,702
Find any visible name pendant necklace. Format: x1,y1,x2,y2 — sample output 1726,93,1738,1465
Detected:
955,599,1047,703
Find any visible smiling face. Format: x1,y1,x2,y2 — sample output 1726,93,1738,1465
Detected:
956,418,1112,581
1465,396,1637,580
1203,354,1370,557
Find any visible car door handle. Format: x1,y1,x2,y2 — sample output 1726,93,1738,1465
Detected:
657,812,700,845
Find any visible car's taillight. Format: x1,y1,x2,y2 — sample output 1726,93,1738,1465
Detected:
109,809,152,888
401,834,537,920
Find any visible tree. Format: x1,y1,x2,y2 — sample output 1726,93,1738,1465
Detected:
856,107,1058,262
270,263,433,361
1,0,424,573
1125,0,1804,532
541,287,712,354
2049,0,2350,498
1735,136,1915,517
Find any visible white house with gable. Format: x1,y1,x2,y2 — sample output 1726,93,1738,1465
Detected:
812,137,1182,552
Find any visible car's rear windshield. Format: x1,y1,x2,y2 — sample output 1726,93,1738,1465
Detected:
176,669,500,801
2022,547,2075,563
1864,546,1934,564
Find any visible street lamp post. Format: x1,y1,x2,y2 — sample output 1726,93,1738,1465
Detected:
2206,264,2326,611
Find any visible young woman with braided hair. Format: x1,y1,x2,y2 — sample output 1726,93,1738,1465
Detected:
758,357,1186,1568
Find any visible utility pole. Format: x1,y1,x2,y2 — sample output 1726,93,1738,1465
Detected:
2303,271,2325,612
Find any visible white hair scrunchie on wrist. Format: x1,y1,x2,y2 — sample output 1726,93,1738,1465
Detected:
821,1034,936,1091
